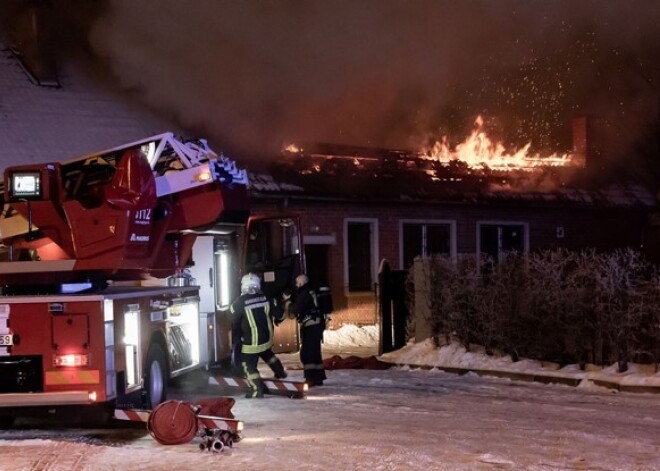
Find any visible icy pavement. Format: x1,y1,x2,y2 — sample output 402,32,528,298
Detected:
1,325,659,470
1,364,660,470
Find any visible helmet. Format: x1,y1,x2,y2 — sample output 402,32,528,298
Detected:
241,273,261,295
295,274,309,289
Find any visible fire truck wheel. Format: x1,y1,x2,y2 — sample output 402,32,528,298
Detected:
0,415,14,429
146,343,168,409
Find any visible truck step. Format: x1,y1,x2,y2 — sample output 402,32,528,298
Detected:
113,408,150,422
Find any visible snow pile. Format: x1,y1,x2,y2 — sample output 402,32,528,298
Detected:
307,323,660,389
380,337,660,388
379,338,545,372
323,324,378,348
599,362,660,387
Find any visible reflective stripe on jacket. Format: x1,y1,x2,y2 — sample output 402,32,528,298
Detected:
290,283,322,327
230,293,283,354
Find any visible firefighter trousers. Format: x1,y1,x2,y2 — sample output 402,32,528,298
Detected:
300,322,326,385
240,348,286,398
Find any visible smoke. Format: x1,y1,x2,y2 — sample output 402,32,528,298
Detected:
71,1,660,165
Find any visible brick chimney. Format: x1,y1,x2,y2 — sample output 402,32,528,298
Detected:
572,116,604,171
571,116,589,168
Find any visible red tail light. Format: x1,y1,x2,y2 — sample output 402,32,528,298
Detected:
54,353,89,367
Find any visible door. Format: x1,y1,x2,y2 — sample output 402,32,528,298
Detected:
190,236,215,314
244,216,303,297
245,216,303,353
190,234,240,363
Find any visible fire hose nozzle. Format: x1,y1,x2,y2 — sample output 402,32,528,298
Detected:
211,439,225,453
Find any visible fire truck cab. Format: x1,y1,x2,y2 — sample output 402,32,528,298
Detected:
0,133,303,425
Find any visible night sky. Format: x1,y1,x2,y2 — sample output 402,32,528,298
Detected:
3,1,660,179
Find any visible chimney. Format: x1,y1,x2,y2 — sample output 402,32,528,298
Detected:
572,116,606,171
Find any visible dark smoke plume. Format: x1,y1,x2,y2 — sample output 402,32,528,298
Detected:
7,1,660,178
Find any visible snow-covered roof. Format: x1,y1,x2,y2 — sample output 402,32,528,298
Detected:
0,40,174,172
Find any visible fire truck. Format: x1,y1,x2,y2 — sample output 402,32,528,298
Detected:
0,133,303,426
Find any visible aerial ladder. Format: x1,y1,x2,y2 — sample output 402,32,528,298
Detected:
0,133,306,444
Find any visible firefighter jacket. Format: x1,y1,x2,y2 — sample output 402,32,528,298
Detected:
289,282,323,328
230,293,284,354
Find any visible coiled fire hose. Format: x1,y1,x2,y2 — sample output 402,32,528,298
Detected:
147,400,199,445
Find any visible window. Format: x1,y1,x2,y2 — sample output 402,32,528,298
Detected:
304,244,331,287
246,218,300,269
401,221,455,269
478,222,528,261
344,219,378,292
245,218,302,297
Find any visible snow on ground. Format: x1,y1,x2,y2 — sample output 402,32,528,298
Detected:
1,325,660,470
325,324,660,389
323,324,379,348
379,335,660,389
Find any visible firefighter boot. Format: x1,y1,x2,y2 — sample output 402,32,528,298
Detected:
245,378,265,398
264,352,287,379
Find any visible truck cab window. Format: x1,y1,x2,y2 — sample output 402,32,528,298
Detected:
246,219,299,270
245,219,301,296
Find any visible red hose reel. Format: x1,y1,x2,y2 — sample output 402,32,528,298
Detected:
144,399,242,452
148,401,199,445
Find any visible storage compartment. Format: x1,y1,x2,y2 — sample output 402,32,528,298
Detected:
166,300,200,373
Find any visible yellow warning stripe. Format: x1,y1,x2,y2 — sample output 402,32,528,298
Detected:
45,370,100,385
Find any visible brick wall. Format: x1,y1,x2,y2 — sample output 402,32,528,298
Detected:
251,196,650,327
330,292,377,327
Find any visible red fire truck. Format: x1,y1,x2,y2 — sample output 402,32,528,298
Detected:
0,133,303,425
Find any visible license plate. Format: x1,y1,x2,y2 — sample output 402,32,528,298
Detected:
0,334,12,346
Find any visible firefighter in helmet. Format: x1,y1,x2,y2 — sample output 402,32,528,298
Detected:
230,273,287,398
285,274,327,387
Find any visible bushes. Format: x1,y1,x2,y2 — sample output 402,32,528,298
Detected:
415,248,660,371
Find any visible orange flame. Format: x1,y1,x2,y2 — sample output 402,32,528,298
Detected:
284,144,301,153
421,116,573,171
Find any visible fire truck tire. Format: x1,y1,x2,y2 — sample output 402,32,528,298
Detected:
0,415,14,429
145,343,168,408
85,404,114,427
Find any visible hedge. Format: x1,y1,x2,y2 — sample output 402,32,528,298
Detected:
410,249,660,372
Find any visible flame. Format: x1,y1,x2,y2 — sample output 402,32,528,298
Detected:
421,116,572,171
284,144,301,153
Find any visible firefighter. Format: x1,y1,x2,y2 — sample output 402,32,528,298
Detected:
285,274,327,387
230,273,287,398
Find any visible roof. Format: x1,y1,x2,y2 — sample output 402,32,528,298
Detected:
0,40,174,172
248,147,658,209
0,37,656,212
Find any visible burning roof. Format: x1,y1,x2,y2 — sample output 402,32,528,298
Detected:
420,116,574,172
249,117,656,209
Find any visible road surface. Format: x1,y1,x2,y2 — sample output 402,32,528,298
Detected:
0,354,658,470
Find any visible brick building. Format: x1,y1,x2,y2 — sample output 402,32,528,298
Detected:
247,141,657,328
1,23,657,330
